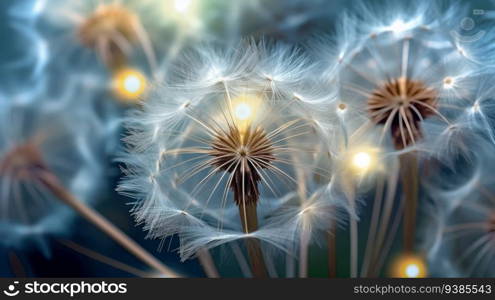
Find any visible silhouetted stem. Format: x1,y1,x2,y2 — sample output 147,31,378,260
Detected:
37,170,180,278
299,230,310,277
59,239,150,277
238,202,268,278
399,153,418,252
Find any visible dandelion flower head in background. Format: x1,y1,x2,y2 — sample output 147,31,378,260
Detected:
315,0,495,165
0,84,108,254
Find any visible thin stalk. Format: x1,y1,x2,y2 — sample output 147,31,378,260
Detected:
238,202,268,278
399,152,418,252
230,242,252,278
348,192,358,278
371,161,399,275
350,210,358,278
298,229,310,277
59,239,150,277
36,170,180,278
361,177,385,277
286,252,295,278
373,195,405,277
197,249,220,278
291,149,310,278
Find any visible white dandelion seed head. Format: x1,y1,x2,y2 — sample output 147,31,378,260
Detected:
312,0,490,162
119,41,345,258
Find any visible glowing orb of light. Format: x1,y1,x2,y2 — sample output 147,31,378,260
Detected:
113,69,147,102
405,264,420,278
390,254,427,278
390,19,408,33
235,103,252,121
352,152,372,170
174,0,193,13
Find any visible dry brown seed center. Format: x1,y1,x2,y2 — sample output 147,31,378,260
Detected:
209,126,275,206
367,77,438,149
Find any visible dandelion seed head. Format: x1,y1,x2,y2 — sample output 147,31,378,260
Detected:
313,0,488,162
0,142,45,181
119,42,342,257
0,87,108,252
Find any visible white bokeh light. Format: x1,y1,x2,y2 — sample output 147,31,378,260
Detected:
405,264,420,278
352,152,371,170
235,103,252,121
124,75,141,93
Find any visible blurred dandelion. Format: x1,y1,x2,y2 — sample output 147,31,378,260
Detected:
0,85,178,277
35,0,165,71
0,97,101,253
313,0,495,277
424,157,495,277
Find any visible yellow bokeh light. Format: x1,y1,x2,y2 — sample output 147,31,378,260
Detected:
112,68,147,102
224,95,264,142
352,152,372,170
390,254,427,278
230,95,262,124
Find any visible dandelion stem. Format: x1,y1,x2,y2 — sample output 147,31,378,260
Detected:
350,209,358,278
298,229,310,277
399,152,418,252
197,249,220,278
230,242,252,278
59,239,150,277
237,202,268,278
361,177,384,277
371,161,399,274
36,170,180,278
